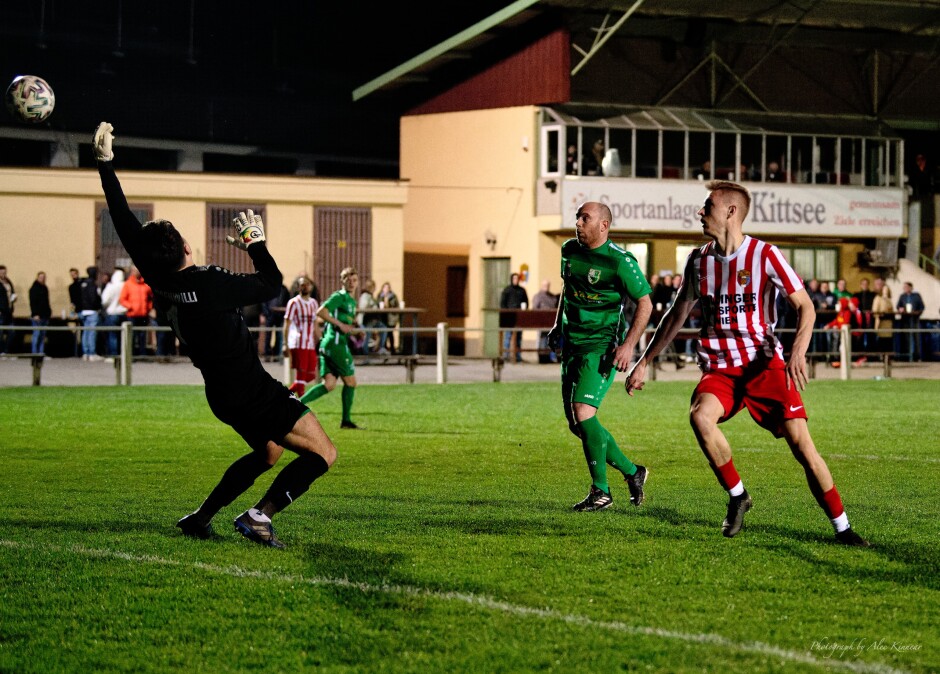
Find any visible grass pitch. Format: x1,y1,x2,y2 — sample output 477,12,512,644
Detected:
0,380,937,673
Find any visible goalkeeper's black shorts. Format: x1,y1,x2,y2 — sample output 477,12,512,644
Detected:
206,375,309,452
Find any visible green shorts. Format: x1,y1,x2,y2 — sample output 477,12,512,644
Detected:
319,341,356,378
561,350,616,407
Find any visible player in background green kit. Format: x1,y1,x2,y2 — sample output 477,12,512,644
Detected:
301,267,365,429
547,202,653,511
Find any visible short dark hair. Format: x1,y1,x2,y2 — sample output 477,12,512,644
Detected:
706,180,751,219
142,219,185,271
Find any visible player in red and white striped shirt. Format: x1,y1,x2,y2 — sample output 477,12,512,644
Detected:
626,181,869,546
283,276,320,396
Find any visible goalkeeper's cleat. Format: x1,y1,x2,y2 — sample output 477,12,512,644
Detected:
721,490,753,538
572,485,613,512
234,511,285,549
834,527,871,547
340,420,360,429
176,512,214,539
625,465,649,506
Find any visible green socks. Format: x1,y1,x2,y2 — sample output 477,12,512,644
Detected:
341,385,355,423
604,428,637,477
299,383,355,424
579,417,638,493
300,383,329,405
578,416,609,493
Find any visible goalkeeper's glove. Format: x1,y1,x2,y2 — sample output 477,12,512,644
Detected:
93,122,114,161
225,209,266,250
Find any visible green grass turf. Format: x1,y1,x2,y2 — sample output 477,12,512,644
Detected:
0,380,937,673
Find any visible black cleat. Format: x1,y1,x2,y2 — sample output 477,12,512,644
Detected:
625,465,649,506
234,511,285,549
572,485,613,512
340,420,360,429
176,512,214,539
721,490,753,538
835,527,871,547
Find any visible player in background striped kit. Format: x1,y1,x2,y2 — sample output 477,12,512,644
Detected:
626,181,869,547
283,276,320,396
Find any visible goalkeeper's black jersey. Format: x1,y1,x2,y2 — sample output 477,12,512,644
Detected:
98,161,281,403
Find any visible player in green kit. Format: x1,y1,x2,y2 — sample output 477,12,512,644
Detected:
300,267,365,429
547,202,653,511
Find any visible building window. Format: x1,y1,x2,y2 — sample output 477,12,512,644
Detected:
206,204,267,273
97,202,153,273
777,246,838,283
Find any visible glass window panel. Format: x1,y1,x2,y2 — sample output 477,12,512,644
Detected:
662,131,684,179
740,135,763,181
791,248,816,281
689,132,711,180
635,130,658,177
583,130,606,176
715,132,736,179
766,135,788,182
608,128,632,177
815,249,838,281
815,137,837,184
542,127,560,176
791,136,813,183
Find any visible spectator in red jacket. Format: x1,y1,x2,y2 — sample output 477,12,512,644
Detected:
120,266,153,355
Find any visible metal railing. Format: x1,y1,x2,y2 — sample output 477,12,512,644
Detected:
1,321,938,386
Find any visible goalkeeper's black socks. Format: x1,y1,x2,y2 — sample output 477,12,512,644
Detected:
194,451,273,523
257,452,330,517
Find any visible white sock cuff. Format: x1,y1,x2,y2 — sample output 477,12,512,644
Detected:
831,512,849,533
728,481,745,497
248,507,271,523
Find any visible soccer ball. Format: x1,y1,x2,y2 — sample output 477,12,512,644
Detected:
5,75,56,124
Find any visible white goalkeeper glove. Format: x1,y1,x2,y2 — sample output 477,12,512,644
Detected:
225,209,266,250
93,122,114,161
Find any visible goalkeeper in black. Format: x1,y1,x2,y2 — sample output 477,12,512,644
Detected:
547,201,653,511
94,122,337,549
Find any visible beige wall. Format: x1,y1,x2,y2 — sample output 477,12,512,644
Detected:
402,106,564,354
0,168,406,319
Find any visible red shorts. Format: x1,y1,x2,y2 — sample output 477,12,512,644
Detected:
290,348,319,382
693,358,807,438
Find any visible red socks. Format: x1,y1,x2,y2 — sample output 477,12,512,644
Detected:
712,458,742,492
821,485,845,519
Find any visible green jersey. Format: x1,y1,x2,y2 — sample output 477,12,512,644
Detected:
560,238,651,354
320,289,358,350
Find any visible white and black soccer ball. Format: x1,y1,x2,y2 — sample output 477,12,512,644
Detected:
5,75,56,124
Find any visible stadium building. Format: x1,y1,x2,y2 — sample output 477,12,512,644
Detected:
1,1,938,358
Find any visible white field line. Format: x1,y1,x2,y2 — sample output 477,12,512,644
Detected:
0,539,909,674
737,447,940,464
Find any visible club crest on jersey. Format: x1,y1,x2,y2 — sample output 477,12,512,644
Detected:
737,269,751,287
587,268,601,284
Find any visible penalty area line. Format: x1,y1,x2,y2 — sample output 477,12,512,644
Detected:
0,539,909,674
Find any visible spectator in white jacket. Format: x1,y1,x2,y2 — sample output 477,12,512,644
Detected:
101,267,128,356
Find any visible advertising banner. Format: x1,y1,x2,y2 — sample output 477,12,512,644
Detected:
561,178,904,238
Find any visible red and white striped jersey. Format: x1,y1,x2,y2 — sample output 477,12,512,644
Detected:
681,235,803,370
285,295,319,350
